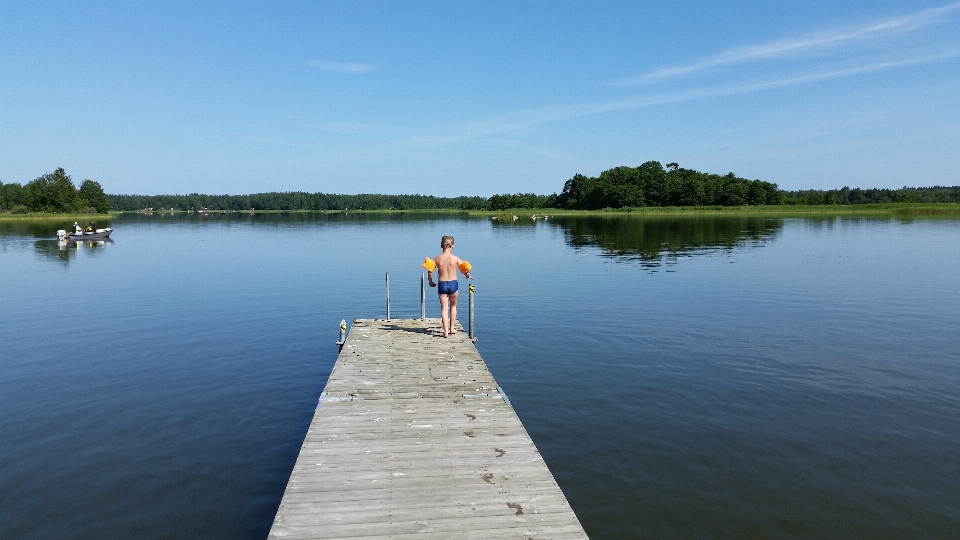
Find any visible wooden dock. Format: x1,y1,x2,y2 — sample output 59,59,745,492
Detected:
269,318,588,539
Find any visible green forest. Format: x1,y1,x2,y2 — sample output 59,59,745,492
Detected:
548,161,959,209
2,162,958,213
106,192,489,212
0,168,109,213
555,162,781,208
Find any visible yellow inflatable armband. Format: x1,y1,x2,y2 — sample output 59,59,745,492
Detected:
422,257,436,272
458,260,472,274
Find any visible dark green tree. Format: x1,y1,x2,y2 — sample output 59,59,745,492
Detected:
25,168,82,213
0,181,26,210
79,179,110,213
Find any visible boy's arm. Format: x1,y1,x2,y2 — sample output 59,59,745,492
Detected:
457,257,473,280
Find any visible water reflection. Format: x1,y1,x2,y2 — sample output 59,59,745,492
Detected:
552,216,784,267
490,215,539,227
0,217,113,238
114,211,473,226
35,238,112,265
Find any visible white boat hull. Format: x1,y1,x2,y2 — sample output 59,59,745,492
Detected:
57,228,113,241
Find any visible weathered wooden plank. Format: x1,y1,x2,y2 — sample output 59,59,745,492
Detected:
269,523,589,540
280,481,572,502
284,476,559,491
281,486,572,504
273,514,584,535
271,520,585,540
276,498,577,519
284,470,562,490
269,319,587,539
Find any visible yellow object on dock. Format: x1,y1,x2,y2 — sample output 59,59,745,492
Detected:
268,318,588,539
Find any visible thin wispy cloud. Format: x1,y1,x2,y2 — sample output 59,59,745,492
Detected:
321,122,398,134
405,50,960,147
306,59,379,73
247,135,315,150
619,2,960,85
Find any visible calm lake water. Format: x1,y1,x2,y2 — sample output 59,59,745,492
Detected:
2,212,959,539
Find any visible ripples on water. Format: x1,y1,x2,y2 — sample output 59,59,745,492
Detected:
2,213,958,539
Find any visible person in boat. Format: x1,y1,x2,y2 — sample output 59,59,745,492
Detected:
73,222,82,234
85,221,95,233
426,235,473,338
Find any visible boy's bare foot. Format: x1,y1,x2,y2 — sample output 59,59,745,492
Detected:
450,327,456,334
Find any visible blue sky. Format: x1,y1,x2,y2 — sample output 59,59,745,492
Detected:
2,1,959,196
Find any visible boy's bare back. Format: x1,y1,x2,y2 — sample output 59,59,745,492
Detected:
433,251,461,282
427,235,472,290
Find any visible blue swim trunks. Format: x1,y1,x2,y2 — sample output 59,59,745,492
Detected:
437,280,458,295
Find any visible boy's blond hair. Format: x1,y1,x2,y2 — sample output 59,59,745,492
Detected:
441,235,454,249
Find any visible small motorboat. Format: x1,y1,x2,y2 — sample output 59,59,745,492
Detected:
57,228,113,241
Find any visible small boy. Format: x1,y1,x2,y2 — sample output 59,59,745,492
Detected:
427,235,473,338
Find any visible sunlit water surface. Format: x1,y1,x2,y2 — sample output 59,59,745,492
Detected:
2,213,959,539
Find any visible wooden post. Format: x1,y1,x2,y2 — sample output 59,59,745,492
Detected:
468,283,476,341
336,319,346,352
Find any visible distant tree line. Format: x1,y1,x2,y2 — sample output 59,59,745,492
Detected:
487,193,557,210
4,163,958,214
780,186,960,205
105,192,489,211
0,168,109,213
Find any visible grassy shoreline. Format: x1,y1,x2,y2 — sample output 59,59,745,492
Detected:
0,212,120,221
473,203,960,218
2,203,959,221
